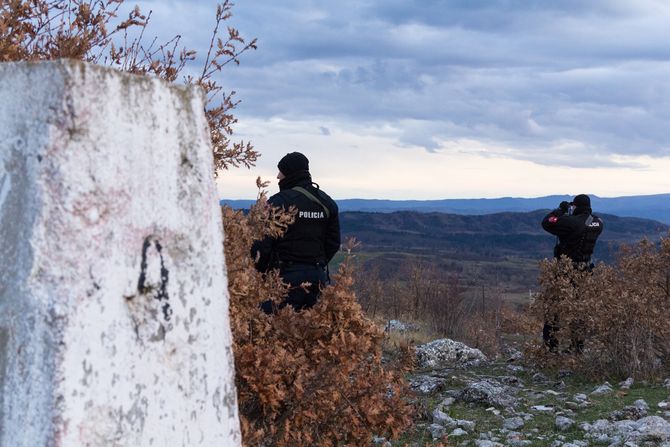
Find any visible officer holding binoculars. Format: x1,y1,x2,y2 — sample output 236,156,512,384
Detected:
542,194,604,266
541,194,604,352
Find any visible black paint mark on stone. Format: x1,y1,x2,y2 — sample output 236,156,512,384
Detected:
137,237,172,321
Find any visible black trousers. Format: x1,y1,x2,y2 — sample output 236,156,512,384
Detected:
543,259,591,353
543,316,560,352
260,264,327,314
543,314,584,354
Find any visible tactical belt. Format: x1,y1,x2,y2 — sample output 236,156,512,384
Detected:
291,186,330,219
279,260,327,272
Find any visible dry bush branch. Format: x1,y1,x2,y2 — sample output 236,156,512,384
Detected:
0,0,257,172
222,188,413,446
528,235,670,379
353,257,511,356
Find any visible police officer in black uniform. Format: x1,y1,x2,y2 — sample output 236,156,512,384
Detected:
542,194,604,266
541,193,604,351
252,152,340,313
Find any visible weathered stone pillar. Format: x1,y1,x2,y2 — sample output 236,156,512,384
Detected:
0,60,240,446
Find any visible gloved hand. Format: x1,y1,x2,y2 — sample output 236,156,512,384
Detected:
559,201,570,213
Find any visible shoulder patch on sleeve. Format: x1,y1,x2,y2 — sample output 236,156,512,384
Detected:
548,216,558,223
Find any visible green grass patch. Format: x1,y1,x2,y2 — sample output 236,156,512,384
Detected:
393,361,670,447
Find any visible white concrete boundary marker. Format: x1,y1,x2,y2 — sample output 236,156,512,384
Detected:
0,60,241,446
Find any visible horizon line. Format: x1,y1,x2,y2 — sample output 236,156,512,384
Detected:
220,192,670,202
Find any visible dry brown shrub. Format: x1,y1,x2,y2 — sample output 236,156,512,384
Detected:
223,183,413,446
459,313,501,357
356,258,525,358
498,303,539,336
355,259,469,337
0,0,257,171
528,234,670,379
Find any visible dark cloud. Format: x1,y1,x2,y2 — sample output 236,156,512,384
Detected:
128,0,670,168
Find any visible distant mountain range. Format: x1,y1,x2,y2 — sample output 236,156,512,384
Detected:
218,194,669,292
220,193,670,224
340,210,668,263
339,210,669,292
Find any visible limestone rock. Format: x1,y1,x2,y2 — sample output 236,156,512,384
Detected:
634,399,650,412
555,416,576,431
503,345,523,362
574,393,589,402
584,416,670,444
384,319,415,332
620,377,634,390
415,338,487,369
372,436,391,446
591,382,614,396
506,432,532,446
498,375,525,388
450,427,467,437
475,441,505,447
635,416,670,442
503,417,525,430
457,419,476,432
428,423,447,440
432,409,457,429
486,407,502,416
458,378,519,408
532,372,550,383
410,374,446,395
610,400,649,421
507,364,525,373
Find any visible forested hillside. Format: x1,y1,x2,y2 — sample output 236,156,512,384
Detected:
340,210,669,294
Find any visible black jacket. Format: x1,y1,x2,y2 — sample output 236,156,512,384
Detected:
252,178,340,273
542,207,604,263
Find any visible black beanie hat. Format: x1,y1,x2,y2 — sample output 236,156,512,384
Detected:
572,194,591,208
278,152,309,176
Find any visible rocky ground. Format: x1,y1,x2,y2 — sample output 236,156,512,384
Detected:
378,332,670,447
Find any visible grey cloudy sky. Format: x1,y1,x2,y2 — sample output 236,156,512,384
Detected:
126,0,670,199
